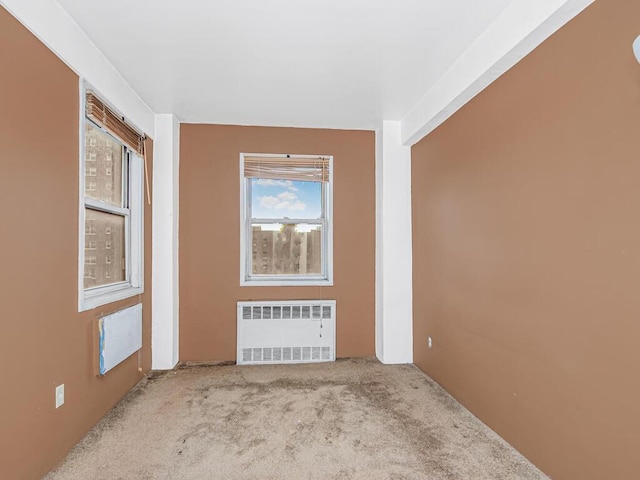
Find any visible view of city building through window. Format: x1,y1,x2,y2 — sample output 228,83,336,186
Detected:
250,178,323,276
251,224,322,275
83,122,127,288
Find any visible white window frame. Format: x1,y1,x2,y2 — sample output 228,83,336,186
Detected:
78,82,144,311
239,153,333,287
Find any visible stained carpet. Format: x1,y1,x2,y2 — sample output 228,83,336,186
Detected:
44,358,548,480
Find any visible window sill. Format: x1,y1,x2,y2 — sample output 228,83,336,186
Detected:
80,283,143,312
241,277,333,287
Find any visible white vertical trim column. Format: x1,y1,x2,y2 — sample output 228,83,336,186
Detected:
375,121,413,364
152,114,180,369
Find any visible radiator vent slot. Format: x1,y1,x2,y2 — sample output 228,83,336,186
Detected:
237,300,336,365
241,304,332,321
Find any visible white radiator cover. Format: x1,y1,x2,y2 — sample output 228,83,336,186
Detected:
98,304,142,375
237,300,336,365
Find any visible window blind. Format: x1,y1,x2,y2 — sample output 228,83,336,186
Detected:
86,91,145,155
243,155,330,183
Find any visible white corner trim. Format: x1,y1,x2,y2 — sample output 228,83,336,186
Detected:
401,0,595,146
376,121,413,365
375,125,384,361
1,0,155,135
152,114,180,370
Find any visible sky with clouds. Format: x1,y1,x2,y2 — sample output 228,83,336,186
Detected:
251,178,321,219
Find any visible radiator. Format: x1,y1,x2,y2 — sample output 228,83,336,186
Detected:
237,300,336,365
98,304,142,375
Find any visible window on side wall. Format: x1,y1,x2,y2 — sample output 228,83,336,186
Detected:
240,154,333,286
79,86,145,311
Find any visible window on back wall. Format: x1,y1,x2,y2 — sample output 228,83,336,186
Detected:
240,153,333,286
79,85,145,311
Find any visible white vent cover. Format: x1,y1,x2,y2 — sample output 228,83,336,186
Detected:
98,304,142,375
237,300,336,365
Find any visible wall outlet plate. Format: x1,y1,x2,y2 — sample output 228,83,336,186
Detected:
428,337,433,348
55,384,65,409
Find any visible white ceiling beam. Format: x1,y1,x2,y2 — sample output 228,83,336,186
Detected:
401,0,595,147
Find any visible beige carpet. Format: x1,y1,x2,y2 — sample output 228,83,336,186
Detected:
44,358,548,480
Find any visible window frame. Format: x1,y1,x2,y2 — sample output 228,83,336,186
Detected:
78,82,144,311
239,153,333,287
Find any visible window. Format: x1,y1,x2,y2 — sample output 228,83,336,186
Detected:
240,153,333,286
79,86,145,311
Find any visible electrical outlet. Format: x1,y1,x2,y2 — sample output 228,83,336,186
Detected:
428,337,433,348
55,384,65,409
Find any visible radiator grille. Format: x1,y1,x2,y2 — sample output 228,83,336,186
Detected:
237,300,336,365
241,304,332,321
242,346,332,363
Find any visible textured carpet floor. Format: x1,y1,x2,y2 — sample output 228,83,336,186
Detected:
44,358,548,480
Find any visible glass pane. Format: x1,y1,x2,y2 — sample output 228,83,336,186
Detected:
250,179,321,220
84,209,126,288
251,223,322,275
85,121,124,207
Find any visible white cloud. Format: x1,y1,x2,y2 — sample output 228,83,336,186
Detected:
259,196,281,209
278,191,297,201
259,190,307,212
254,179,292,187
253,178,298,191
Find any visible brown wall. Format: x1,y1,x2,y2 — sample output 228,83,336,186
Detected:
412,1,640,479
180,125,375,361
0,8,153,479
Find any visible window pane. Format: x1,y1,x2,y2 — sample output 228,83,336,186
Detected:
85,121,124,207
250,179,322,220
84,209,126,288
251,224,322,275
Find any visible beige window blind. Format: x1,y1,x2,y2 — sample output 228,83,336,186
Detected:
243,155,330,183
86,91,145,155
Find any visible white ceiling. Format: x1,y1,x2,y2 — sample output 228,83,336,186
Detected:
55,0,512,130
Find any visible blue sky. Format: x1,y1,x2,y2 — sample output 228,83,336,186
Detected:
251,179,321,219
